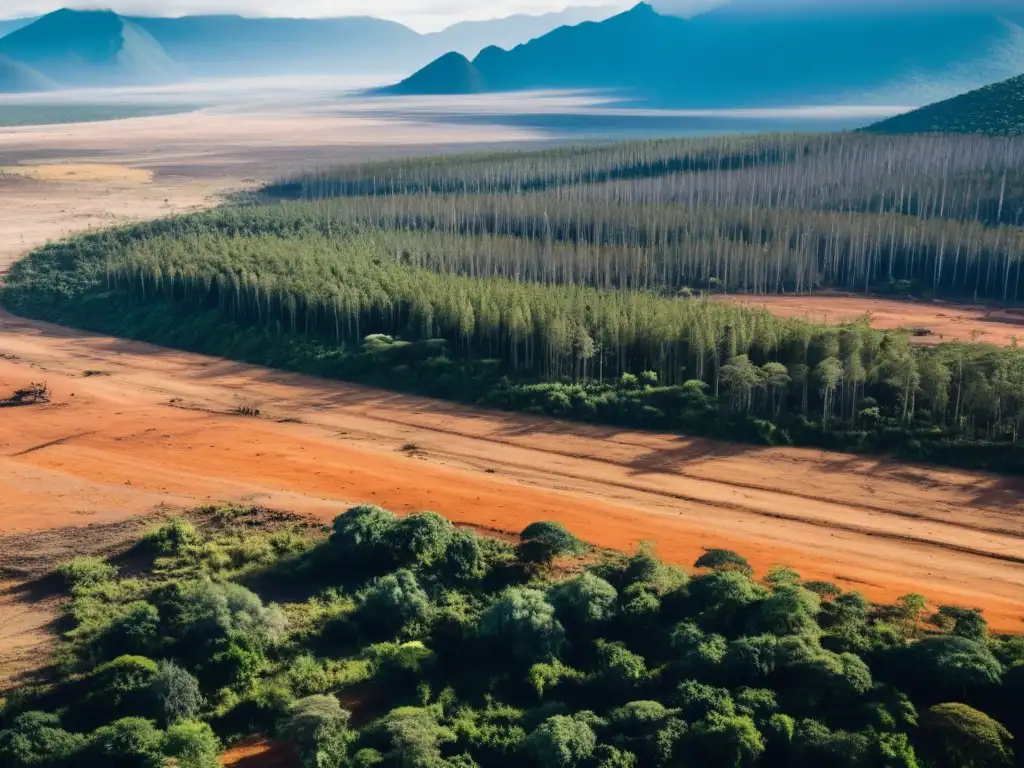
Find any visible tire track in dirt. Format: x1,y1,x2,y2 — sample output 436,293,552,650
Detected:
293,408,1024,543
11,431,98,457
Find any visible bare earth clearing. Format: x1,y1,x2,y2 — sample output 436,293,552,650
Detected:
726,293,1024,346
1,92,1023,701
1,311,1022,625
0,102,547,272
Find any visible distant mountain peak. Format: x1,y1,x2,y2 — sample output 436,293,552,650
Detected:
386,1,1024,108
0,7,179,86
384,50,487,95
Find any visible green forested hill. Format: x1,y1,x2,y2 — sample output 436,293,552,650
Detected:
864,73,1024,137
0,505,1019,768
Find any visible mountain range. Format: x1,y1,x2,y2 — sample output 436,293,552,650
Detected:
391,1,1024,108
0,5,620,90
864,71,1024,137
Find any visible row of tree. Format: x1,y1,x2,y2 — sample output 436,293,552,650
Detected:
273,133,1024,228
300,195,1024,299
74,230,1024,444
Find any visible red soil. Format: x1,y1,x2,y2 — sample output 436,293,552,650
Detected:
0,310,1021,635
221,738,295,767
724,293,1024,346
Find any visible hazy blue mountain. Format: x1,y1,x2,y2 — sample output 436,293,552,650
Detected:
0,54,54,92
0,17,37,39
426,6,621,58
393,1,1024,107
863,72,1024,136
132,15,425,76
0,9,179,86
135,9,626,77
0,7,633,87
384,52,487,95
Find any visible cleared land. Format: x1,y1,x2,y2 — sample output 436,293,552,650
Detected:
724,293,1024,346
1,310,1022,635
0,99,547,271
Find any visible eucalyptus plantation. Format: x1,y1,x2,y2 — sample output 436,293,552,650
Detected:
4,134,1024,471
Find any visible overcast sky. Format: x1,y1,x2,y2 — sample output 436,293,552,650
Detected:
0,1,644,31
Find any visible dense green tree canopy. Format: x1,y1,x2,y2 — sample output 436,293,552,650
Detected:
1,505,1020,768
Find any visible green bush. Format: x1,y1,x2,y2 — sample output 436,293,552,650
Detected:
161,720,221,768
391,512,455,568
145,518,203,556
480,588,565,666
278,695,351,768
686,713,765,768
547,573,618,630
436,530,487,584
287,655,332,697
918,703,1014,768
372,707,455,768
526,714,597,768
358,570,432,638
0,711,86,768
694,550,754,577
57,556,117,592
153,661,204,726
83,656,161,726
516,523,586,567
100,601,160,658
330,505,398,574
83,717,163,768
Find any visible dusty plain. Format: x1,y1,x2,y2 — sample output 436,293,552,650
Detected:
0,86,1022,702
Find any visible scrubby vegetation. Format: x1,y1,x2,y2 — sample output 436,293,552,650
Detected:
1,382,50,407
4,135,1024,470
1,505,1021,768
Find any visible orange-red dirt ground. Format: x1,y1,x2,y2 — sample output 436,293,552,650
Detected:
1,310,1022,636
726,293,1024,346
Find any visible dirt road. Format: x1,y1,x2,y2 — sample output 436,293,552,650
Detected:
2,310,1022,633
